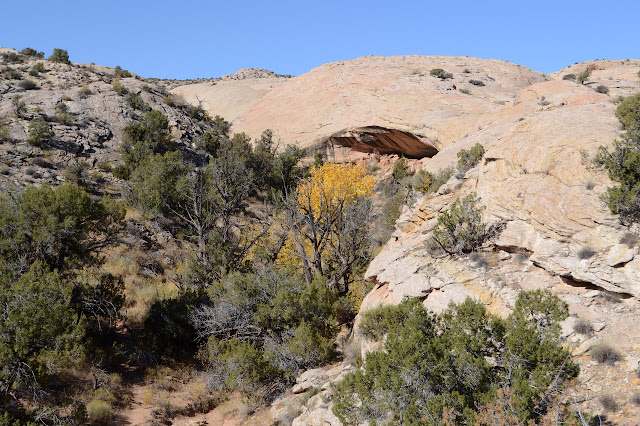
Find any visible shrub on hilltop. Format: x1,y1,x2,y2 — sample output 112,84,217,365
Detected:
430,68,453,79
48,48,70,64
20,47,44,58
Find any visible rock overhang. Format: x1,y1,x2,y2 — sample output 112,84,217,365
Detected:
327,126,438,159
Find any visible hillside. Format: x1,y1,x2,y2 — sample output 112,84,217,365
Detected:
3,46,640,424
0,47,217,191
176,55,640,424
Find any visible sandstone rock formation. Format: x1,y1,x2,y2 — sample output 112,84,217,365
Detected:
175,55,547,159
172,74,289,124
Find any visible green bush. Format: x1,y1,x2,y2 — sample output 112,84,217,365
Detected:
469,79,485,86
31,62,45,73
185,104,208,121
1,52,22,63
562,73,576,80
124,91,150,111
11,95,26,117
0,262,87,398
0,183,125,271
2,66,21,80
63,160,89,186
19,79,37,90
143,288,207,359
430,68,452,79
26,118,54,147
577,70,591,84
429,193,488,255
392,156,411,181
333,290,578,424
191,271,341,396
457,143,485,173
127,150,188,215
56,102,73,125
595,94,640,223
429,166,455,192
114,65,132,78
0,122,10,144
78,83,92,99
86,399,111,423
615,93,640,131
595,84,609,94
20,47,44,58
48,48,70,64
412,169,432,192
112,79,127,94
118,109,174,176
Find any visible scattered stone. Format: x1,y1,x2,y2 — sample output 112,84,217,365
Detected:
606,244,635,267
498,250,511,261
576,336,602,355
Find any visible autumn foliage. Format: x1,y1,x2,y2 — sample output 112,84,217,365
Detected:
295,163,375,214
281,163,375,293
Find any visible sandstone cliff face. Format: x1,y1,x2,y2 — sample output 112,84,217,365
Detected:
367,61,640,303
171,70,290,124
176,55,546,158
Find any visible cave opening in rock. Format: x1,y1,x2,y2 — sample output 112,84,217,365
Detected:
327,126,438,159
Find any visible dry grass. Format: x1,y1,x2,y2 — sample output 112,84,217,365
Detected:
599,394,619,412
573,318,594,335
86,399,112,423
141,388,154,406
590,343,622,365
102,243,181,324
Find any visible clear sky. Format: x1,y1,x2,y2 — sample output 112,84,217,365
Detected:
2,0,639,79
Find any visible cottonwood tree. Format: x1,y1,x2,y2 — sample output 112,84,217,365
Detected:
283,163,375,294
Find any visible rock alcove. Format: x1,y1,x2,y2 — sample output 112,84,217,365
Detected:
328,126,438,159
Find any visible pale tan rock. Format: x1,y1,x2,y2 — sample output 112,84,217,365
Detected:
292,406,342,426
172,76,289,123
607,244,635,266
576,336,602,355
181,56,546,154
423,283,479,313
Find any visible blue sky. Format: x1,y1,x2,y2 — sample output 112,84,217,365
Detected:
2,0,639,79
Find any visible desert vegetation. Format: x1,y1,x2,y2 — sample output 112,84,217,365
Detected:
595,93,640,223
333,290,580,424
2,46,636,424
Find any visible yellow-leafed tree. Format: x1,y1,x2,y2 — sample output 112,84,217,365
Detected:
282,163,375,294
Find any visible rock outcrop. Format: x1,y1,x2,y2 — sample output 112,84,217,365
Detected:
172,75,289,124
0,48,210,189
175,55,547,158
